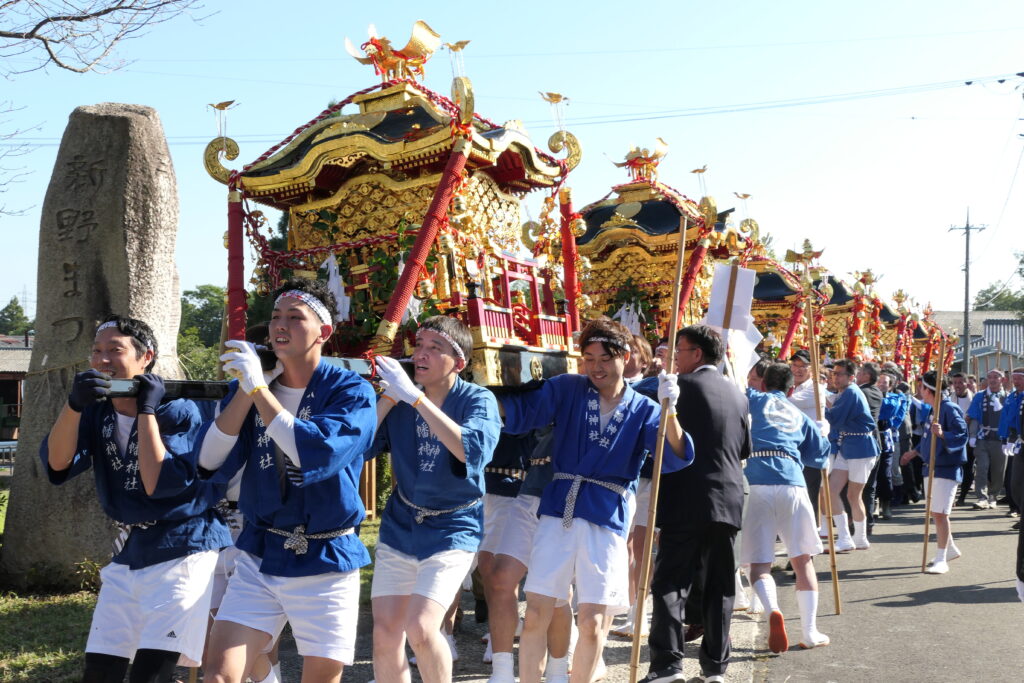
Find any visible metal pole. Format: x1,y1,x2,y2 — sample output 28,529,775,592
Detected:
950,209,986,372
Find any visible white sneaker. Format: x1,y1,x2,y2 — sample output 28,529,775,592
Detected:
925,560,949,574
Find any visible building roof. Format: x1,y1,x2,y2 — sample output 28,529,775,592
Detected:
932,310,1020,335
0,347,31,374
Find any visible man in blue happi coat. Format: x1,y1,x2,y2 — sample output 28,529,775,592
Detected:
825,359,880,552
199,278,377,683
901,370,969,574
742,363,831,654
42,315,230,682
370,315,501,683
499,317,693,683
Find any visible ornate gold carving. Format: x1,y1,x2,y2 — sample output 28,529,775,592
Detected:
699,196,717,229
311,112,388,144
451,76,474,126
600,211,640,229
547,130,582,172
612,138,668,181
204,137,239,185
345,21,442,82
530,356,544,381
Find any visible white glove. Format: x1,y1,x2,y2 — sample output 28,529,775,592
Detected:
969,436,977,448
221,340,275,395
657,370,680,407
375,356,423,405
1017,578,1024,604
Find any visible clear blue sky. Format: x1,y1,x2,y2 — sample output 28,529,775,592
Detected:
3,0,1024,330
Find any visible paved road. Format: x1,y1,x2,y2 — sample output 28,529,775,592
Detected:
271,498,1021,682
755,499,1022,683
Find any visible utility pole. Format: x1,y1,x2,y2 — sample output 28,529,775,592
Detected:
950,208,986,373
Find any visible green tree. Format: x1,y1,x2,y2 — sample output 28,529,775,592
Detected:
0,296,32,334
973,251,1024,316
181,285,225,347
176,326,219,380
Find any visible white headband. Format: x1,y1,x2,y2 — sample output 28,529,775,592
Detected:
587,336,631,353
95,320,153,351
275,290,332,327
922,380,936,391
417,328,467,363
1013,371,1024,378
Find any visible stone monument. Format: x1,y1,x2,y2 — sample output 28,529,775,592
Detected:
0,103,182,587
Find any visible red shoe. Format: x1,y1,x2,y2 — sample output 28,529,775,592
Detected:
768,610,789,653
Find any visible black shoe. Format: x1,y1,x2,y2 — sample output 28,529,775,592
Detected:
684,623,705,642
474,598,488,623
997,496,1010,506
641,669,686,683
1012,521,1021,531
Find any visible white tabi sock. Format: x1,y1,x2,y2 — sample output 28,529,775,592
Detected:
753,577,780,612
833,513,852,543
818,514,828,534
734,568,750,608
545,654,569,678
934,546,948,563
795,590,820,641
491,651,514,678
852,519,868,543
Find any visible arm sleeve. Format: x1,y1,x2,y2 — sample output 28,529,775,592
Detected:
39,414,95,485
151,400,207,499
645,402,694,473
940,403,969,453
290,374,377,486
799,416,831,470
197,421,239,470
501,378,561,434
456,389,502,477
966,393,983,422
266,410,300,466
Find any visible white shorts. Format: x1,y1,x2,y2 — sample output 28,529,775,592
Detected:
740,485,823,564
215,551,360,664
929,478,958,515
211,545,242,611
86,550,219,668
524,516,629,613
479,494,541,566
630,479,653,530
832,454,877,484
370,542,475,607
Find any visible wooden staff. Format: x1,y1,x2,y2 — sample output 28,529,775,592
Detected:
629,216,688,683
805,294,842,614
921,338,948,572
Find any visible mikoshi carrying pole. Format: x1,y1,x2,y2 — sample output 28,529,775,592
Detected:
629,216,688,682
921,338,948,572
805,290,842,614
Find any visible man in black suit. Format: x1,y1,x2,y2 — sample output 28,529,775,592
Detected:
644,325,750,683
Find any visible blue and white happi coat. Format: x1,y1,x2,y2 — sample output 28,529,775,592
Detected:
40,398,230,569
745,388,831,487
501,374,694,538
826,383,880,460
200,361,377,577
371,377,501,560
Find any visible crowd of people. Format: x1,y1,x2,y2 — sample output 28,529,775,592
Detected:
40,278,1024,683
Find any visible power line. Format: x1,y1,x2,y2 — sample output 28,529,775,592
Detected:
950,210,987,369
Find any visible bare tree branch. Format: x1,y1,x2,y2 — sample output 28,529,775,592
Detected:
1,2,203,215
1,1,204,75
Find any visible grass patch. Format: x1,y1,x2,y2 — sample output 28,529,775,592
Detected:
359,518,381,605
0,591,95,682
